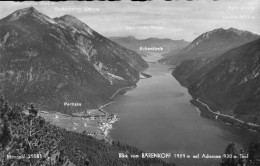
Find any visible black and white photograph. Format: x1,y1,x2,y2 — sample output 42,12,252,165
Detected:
0,0,260,166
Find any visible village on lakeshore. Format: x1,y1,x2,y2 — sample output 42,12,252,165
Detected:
24,106,119,141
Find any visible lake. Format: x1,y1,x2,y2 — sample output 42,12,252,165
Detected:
104,62,258,166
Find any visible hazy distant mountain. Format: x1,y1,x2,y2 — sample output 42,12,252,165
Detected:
109,36,189,53
173,38,260,124
0,7,148,114
109,36,189,62
160,28,259,65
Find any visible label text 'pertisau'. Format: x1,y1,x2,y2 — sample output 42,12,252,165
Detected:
64,102,82,107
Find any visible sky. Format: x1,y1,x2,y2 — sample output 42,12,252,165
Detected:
0,0,259,42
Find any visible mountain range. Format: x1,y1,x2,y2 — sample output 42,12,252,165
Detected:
160,28,259,65
173,38,260,124
0,7,148,114
109,36,189,62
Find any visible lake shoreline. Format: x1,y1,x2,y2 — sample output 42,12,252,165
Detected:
190,98,260,132
170,69,260,134
39,77,150,142
103,63,259,166
96,74,152,140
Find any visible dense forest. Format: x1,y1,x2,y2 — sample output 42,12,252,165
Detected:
0,96,175,166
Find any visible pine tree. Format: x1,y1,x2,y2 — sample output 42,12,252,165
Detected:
220,143,238,166
247,141,260,166
0,102,14,166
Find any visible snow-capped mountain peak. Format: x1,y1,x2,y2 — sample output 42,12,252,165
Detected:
54,15,94,37
8,7,37,21
4,7,56,24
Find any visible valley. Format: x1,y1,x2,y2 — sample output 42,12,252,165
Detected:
1,2,260,166
103,62,259,166
109,36,189,63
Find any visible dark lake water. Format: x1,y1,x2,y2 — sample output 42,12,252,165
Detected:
104,62,258,166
